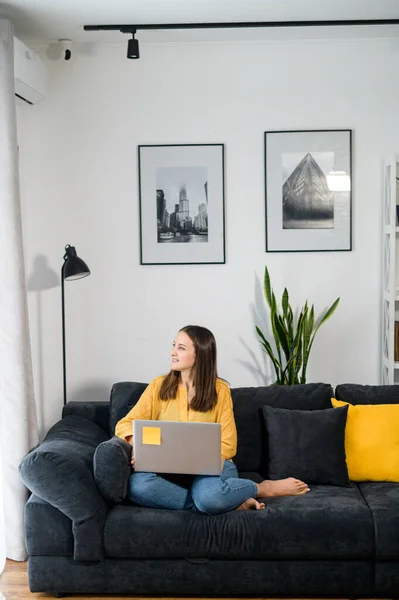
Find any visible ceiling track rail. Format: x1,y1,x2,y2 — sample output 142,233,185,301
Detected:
84,19,399,34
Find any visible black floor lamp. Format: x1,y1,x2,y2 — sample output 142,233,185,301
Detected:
61,244,90,406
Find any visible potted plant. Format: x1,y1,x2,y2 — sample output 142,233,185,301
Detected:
256,266,340,385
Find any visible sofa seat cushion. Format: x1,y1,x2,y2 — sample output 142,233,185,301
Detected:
359,482,399,559
104,483,374,560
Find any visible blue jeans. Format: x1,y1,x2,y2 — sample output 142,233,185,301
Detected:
128,460,258,515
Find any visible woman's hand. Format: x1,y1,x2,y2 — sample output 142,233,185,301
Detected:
126,435,135,467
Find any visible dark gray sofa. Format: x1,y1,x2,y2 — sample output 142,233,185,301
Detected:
19,381,399,597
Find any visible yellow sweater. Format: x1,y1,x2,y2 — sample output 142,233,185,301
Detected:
115,376,237,460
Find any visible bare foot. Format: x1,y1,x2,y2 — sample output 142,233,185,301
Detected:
256,477,310,498
236,498,265,511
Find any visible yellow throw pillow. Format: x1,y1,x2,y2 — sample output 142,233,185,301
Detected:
331,398,399,482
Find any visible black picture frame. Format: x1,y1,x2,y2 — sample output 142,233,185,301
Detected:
265,129,352,252
138,144,225,265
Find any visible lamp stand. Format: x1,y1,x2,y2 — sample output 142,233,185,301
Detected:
61,244,90,409
61,262,67,406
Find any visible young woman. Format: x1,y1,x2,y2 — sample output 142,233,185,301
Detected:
115,325,309,514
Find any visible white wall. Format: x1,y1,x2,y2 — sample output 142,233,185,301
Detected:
16,32,399,435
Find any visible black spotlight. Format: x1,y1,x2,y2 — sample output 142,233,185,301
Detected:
127,30,139,59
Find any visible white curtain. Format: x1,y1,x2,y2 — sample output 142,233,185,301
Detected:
0,19,38,571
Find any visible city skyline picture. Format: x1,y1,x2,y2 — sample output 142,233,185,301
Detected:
138,143,225,264
156,166,209,243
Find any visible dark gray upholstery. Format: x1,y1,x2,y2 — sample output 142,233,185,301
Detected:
20,381,399,597
25,494,73,556
109,381,147,434
359,482,399,559
27,556,375,597
231,382,333,473
63,400,110,434
93,436,132,504
261,405,349,485
335,383,399,404
103,483,373,559
375,562,399,596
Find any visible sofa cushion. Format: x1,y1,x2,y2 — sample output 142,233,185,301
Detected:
359,482,399,559
109,382,148,434
335,383,399,405
104,482,373,560
332,399,399,482
260,405,349,486
232,383,333,473
63,401,110,435
93,436,132,504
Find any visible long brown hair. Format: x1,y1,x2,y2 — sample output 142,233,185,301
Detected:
159,325,218,412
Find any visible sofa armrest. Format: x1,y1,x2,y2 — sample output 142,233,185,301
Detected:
63,401,110,436
19,415,109,561
93,436,132,504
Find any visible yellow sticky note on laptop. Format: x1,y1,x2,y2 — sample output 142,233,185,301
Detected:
142,426,161,445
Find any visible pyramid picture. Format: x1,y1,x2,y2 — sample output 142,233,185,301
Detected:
282,152,334,229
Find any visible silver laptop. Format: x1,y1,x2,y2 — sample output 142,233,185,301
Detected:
133,420,222,476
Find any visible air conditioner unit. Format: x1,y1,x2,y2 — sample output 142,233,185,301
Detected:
14,36,47,105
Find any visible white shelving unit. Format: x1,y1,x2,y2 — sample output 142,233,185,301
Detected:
382,158,399,384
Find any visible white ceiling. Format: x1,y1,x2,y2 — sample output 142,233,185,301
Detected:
1,0,399,45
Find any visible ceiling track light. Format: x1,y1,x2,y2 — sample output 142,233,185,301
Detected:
127,28,139,59
84,19,399,59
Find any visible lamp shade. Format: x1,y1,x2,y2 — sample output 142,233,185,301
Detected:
63,245,90,280
127,37,139,59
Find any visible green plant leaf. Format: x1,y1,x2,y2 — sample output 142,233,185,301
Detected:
282,288,289,320
258,267,340,386
287,303,294,338
255,326,282,381
314,298,340,333
302,304,313,354
264,267,273,309
288,311,305,383
269,292,282,364
273,313,290,359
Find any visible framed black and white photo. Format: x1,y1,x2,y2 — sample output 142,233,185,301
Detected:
265,130,352,252
138,144,225,265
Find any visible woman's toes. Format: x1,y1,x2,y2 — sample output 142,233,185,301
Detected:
237,498,265,510
296,480,308,488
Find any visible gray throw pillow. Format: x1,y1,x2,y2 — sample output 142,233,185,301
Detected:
260,405,349,486
93,436,132,504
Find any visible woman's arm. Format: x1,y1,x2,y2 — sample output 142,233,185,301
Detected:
217,383,237,460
